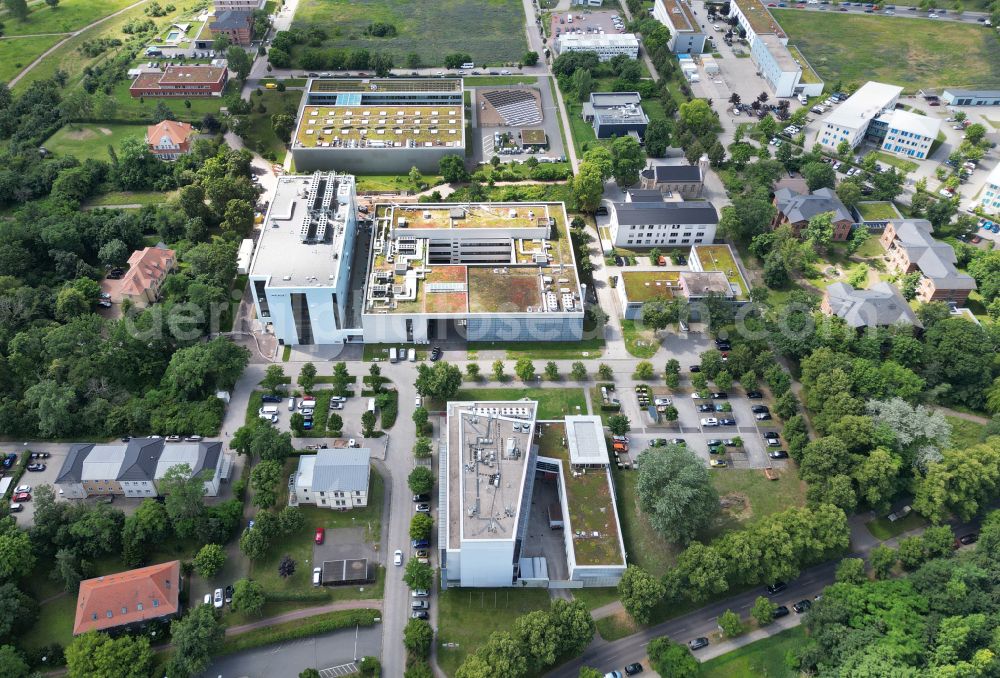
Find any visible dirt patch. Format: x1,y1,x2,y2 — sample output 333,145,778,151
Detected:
719,492,752,522
98,127,113,136
63,127,97,141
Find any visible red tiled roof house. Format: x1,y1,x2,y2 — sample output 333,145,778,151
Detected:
117,246,176,308
146,120,196,160
73,561,182,636
129,65,229,98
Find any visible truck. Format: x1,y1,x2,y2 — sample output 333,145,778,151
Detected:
461,62,474,69
389,347,398,363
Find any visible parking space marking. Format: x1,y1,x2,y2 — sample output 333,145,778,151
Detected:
319,663,358,677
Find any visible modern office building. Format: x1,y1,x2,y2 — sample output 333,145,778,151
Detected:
556,33,639,61
979,165,1000,213
439,402,626,589
582,92,649,139
290,78,466,173
880,220,977,304
868,108,941,161
361,202,585,343
822,281,921,329
653,0,705,53
291,448,371,509
56,438,229,499
129,65,229,97
818,81,903,151
248,172,363,346
607,192,718,247
942,89,1000,106
772,187,854,241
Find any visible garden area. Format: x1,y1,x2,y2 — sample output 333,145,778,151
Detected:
42,122,148,162
699,626,808,678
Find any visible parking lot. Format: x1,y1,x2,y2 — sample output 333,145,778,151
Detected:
548,9,628,39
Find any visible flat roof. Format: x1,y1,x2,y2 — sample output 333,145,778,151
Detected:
658,0,698,32
565,416,611,466
732,0,785,36
758,33,798,72
557,33,639,48
693,244,749,298
365,202,581,316
249,173,355,288
786,44,821,85
880,108,941,140
294,105,464,150
824,81,903,130
447,401,538,544
158,65,226,84
309,78,462,93
520,129,547,145
622,270,682,302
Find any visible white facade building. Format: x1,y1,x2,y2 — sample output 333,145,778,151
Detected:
248,172,363,346
556,33,640,61
818,81,903,151
608,191,718,247
293,448,370,509
872,108,940,161
653,0,705,54
980,165,1000,213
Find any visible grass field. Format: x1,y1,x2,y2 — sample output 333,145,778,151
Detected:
84,190,177,208
43,122,148,161
772,11,1000,91
450,387,588,418
699,625,808,678
437,587,552,676
621,320,660,359
865,510,927,539
241,89,300,158
0,0,138,36
0,34,62,83
946,415,987,449
108,79,235,123
292,0,527,67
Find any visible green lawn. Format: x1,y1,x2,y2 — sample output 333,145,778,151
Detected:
874,152,919,174
292,0,527,66
946,415,987,449
0,35,62,83
241,89,301,159
42,122,148,161
84,190,178,208
865,511,927,540
20,593,76,651
355,173,442,193
699,625,808,678
451,387,588,419
466,338,606,360
855,201,900,222
0,0,137,36
437,588,552,676
621,320,659,359
251,465,384,599
109,79,234,123
772,10,1000,91
464,75,538,86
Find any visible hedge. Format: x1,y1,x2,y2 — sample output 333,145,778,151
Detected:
219,609,379,655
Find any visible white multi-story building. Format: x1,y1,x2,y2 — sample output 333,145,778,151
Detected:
292,448,370,509
818,81,903,151
249,172,362,346
213,0,264,10
871,108,940,161
979,165,1000,213
652,0,705,54
608,190,718,248
555,33,639,61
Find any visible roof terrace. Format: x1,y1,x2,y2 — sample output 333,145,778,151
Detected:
659,0,697,32
621,270,683,303
692,244,749,298
294,105,463,150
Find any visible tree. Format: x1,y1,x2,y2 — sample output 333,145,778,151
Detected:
854,447,901,512
261,364,286,394
328,412,343,434
636,446,719,543
837,181,863,210
359,409,377,437
3,0,29,19
801,161,836,191
868,544,896,579
647,638,699,678
718,609,743,637
598,364,614,381
410,513,434,541
608,414,630,436
914,439,1000,523
250,459,282,508
298,362,317,392
403,559,432,591
230,578,265,616
167,604,223,678
634,361,654,380
415,361,463,399
618,565,665,623
492,360,505,382
544,361,559,381
66,632,153,678
414,436,432,458
300,670,321,678
0,646,28,678
278,554,296,578
678,98,716,136
571,362,588,380
0,584,36,644
439,155,468,183
193,544,226,578
156,464,206,537
582,146,613,179
965,123,986,146
465,363,481,381
644,119,671,157
804,211,835,251
239,527,269,561
278,505,304,534
404,618,434,658
835,557,867,584
572,162,605,213
98,239,128,268
523,50,539,66
408,466,434,496
751,596,777,626
611,136,645,187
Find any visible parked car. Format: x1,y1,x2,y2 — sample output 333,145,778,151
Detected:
719,418,736,426
431,346,443,361
956,533,979,546
315,528,325,545
793,599,813,613
411,610,429,619
416,503,431,513
689,365,701,373
769,450,789,459
26,463,46,472
711,392,728,399
185,435,203,442
670,438,686,446
15,485,30,494
767,581,787,595
700,418,719,427
624,664,644,676
698,404,715,413
746,391,764,399
710,459,728,468
166,435,182,442
8,503,22,513
261,395,283,403
773,605,790,619
411,589,429,598
755,412,773,421
688,637,709,650
213,588,224,608
313,567,322,586
203,593,212,605
612,435,630,443
394,549,404,566
412,538,429,549
225,585,234,603
29,452,50,460
411,600,429,610
751,405,770,414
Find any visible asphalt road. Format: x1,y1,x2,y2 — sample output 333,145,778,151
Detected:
772,2,992,23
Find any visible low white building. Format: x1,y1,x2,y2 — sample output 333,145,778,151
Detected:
979,165,1000,214
292,448,371,509
818,81,903,151
556,33,639,61
751,34,800,99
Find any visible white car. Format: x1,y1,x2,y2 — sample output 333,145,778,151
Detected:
203,593,212,605
15,485,30,494
313,567,322,586
394,549,404,566
213,588,224,608
415,395,423,407
700,417,720,427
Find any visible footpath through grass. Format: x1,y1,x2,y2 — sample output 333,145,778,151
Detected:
772,10,1000,91
699,625,808,678
0,35,62,83
0,0,137,36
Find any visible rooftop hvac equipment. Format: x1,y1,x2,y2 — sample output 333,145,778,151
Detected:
394,261,408,274
371,284,390,297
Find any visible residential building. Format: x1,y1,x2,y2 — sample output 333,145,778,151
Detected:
292,448,371,509
213,0,264,9
209,10,252,46
582,92,648,139
880,220,977,304
818,81,903,151
978,164,1000,213
772,187,854,241
868,109,940,160
146,120,196,160
942,89,1000,106
572,0,604,6
555,33,639,61
248,173,362,345
440,402,626,588
117,245,176,308
653,0,705,53
128,65,229,98
74,561,182,636
290,78,466,173
638,157,707,197
607,195,718,247
822,281,921,329
362,202,585,343
56,438,229,499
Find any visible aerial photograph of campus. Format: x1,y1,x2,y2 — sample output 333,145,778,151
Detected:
1,0,1000,675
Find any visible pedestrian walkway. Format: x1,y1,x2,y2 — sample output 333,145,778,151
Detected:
224,600,384,637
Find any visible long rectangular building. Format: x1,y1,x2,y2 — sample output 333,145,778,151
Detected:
652,0,705,54
556,33,640,61
290,78,466,173
818,81,902,151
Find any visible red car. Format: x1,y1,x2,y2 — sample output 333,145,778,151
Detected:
315,528,325,545
13,492,30,502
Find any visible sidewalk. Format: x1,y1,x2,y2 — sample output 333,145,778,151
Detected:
224,599,383,636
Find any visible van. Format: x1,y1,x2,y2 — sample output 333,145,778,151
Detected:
798,94,808,105
408,348,416,362
389,347,398,363
258,405,279,416
288,397,296,411
368,398,377,414
461,62,474,69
